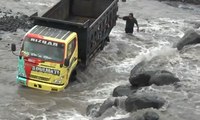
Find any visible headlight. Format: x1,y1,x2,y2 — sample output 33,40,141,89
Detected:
54,75,64,84
54,80,62,84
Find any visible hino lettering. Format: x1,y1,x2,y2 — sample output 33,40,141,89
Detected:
30,38,58,47
32,66,60,75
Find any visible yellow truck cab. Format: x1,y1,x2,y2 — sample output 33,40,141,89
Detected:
16,25,78,91
11,0,119,92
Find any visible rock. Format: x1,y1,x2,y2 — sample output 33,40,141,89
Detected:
87,97,128,118
176,29,200,50
143,111,159,120
0,10,33,32
129,71,156,87
129,61,156,87
149,70,180,86
135,116,145,120
125,94,165,112
129,68,180,87
86,103,101,117
129,61,146,78
113,85,138,97
97,107,117,119
95,97,116,117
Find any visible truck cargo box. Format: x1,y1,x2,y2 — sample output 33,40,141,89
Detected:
31,0,118,67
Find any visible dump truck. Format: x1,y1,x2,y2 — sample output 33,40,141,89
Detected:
11,0,119,92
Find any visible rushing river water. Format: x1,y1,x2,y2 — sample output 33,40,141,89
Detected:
0,0,200,120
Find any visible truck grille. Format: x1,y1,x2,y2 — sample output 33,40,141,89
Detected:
30,75,50,81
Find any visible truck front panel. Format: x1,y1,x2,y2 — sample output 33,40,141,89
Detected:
17,34,70,91
16,25,78,92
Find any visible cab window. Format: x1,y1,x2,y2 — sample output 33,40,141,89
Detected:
67,38,76,59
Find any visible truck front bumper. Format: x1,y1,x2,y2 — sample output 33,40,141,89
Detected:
17,76,65,92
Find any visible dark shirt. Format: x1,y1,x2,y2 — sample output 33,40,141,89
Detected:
123,16,138,29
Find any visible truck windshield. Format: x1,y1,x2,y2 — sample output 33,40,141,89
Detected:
22,37,65,63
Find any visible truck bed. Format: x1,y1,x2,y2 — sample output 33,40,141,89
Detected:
66,16,96,24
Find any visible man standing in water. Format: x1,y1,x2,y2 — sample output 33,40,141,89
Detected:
119,13,139,34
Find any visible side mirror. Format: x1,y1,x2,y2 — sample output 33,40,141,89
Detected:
64,58,70,67
11,43,16,51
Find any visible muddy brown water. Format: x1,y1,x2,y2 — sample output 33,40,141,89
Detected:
0,0,200,120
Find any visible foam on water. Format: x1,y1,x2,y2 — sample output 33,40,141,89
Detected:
111,46,177,73
103,112,130,120
84,80,129,103
25,110,90,120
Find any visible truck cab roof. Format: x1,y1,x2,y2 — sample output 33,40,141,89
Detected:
28,25,73,41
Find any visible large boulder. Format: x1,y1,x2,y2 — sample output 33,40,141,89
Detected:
129,68,180,87
143,111,159,120
87,97,128,118
94,97,116,117
176,29,200,50
149,70,180,86
125,94,165,112
129,71,156,87
129,61,155,87
129,61,146,78
113,85,138,97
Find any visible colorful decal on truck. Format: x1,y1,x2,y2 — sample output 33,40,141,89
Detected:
32,66,60,76
16,34,66,88
17,57,26,85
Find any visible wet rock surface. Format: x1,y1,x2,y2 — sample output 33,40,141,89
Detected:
129,69,180,87
87,94,165,118
149,70,180,86
143,111,159,120
87,60,180,118
86,103,101,117
112,85,138,97
125,94,165,112
133,111,160,120
175,29,200,50
0,8,33,32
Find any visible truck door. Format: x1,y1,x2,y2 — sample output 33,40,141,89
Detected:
66,37,78,73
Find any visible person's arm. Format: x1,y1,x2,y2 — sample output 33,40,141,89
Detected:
118,16,128,20
122,16,128,20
